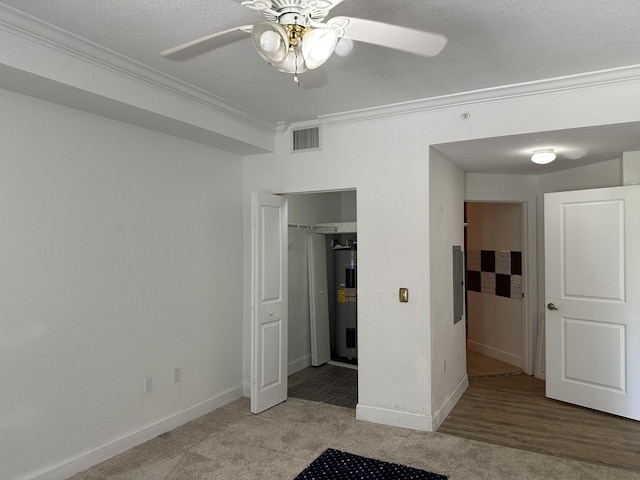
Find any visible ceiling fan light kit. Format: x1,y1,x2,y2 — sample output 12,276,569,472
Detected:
251,18,337,76
161,0,448,83
301,28,339,68
252,21,288,63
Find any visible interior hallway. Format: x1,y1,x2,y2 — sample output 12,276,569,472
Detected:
466,349,522,378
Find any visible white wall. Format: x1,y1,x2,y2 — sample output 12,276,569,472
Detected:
243,119,434,430
287,191,345,225
340,190,357,222
537,158,622,194
466,203,523,366
622,151,640,185
428,149,466,429
0,88,244,480
243,75,640,432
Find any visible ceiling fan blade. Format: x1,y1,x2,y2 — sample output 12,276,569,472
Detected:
161,25,252,60
323,0,347,9
329,16,447,57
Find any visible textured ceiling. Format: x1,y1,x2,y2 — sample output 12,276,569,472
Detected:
2,0,640,172
4,0,640,124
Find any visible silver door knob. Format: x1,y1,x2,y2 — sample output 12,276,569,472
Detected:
547,303,558,311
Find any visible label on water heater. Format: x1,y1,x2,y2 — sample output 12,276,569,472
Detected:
344,288,357,302
337,287,357,303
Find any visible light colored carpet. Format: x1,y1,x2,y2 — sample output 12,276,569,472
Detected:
68,397,640,480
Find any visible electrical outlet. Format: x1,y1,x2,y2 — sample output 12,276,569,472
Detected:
173,367,182,383
144,376,153,393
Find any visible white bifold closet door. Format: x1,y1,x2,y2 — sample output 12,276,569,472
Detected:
308,233,331,366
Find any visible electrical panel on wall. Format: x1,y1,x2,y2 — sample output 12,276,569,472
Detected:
452,245,464,324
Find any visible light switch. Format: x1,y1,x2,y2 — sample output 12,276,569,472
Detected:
399,288,409,303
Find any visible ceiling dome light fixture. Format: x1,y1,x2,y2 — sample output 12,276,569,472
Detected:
531,148,557,165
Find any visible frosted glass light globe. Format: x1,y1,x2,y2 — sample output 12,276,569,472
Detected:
334,37,354,57
260,30,281,52
302,28,338,69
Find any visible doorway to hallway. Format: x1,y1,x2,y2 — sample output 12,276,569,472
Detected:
464,202,525,375
466,349,521,378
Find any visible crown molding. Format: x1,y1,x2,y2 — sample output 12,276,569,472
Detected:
5,3,640,136
318,64,640,127
0,3,277,135
275,121,290,136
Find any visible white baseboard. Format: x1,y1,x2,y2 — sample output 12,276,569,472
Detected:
243,380,251,397
18,385,243,480
288,354,311,376
467,340,522,368
431,375,469,431
327,360,358,370
356,404,434,432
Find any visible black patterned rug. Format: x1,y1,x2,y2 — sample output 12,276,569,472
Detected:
294,448,448,480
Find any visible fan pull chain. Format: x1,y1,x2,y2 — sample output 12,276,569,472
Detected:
293,49,300,86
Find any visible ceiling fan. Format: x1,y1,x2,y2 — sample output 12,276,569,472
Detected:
161,0,447,84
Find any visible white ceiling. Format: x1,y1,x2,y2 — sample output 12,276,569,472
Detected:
434,122,640,175
2,0,640,173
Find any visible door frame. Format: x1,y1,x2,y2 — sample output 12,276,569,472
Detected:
464,193,538,375
284,189,358,371
244,189,359,405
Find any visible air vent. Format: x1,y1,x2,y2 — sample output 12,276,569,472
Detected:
292,126,321,152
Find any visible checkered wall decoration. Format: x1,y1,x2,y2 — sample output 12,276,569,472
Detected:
466,249,522,300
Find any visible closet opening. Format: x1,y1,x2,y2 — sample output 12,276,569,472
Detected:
285,190,358,409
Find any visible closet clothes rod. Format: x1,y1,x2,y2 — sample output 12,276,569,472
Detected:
287,223,338,249
287,223,337,231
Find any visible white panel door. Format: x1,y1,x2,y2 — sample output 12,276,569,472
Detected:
251,193,288,414
308,233,331,366
545,185,640,420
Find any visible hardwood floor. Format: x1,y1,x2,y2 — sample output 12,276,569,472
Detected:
466,349,522,378
439,374,640,472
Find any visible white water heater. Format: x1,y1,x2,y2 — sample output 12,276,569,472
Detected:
334,248,357,359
